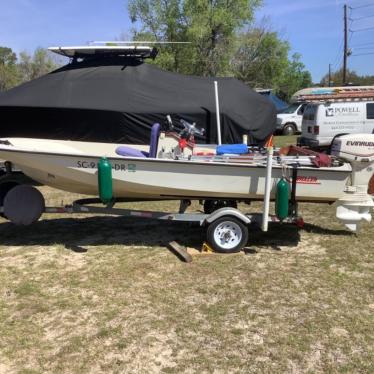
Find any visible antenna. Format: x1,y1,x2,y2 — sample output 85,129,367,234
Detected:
90,41,191,46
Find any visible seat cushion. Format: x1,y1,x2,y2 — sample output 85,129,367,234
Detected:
216,144,248,155
115,146,147,158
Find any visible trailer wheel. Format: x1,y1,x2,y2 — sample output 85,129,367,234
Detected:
3,185,45,225
0,181,20,218
206,217,248,253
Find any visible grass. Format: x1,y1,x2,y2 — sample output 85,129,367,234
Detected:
273,134,298,148
0,135,373,373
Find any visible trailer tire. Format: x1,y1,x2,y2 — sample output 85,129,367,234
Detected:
3,185,45,225
206,216,248,253
0,181,20,219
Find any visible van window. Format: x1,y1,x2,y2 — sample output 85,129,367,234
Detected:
280,104,300,114
297,104,306,115
367,103,374,119
303,105,315,121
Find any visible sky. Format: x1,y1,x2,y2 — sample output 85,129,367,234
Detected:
0,0,373,82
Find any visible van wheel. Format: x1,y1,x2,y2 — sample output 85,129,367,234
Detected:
282,123,296,136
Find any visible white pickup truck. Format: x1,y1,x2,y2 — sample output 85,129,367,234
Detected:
276,103,307,135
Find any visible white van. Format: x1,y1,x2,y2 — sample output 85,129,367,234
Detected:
276,103,307,135
299,101,374,147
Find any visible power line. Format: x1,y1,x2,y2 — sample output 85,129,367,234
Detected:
353,46,374,49
351,52,374,56
350,26,374,32
331,39,344,70
350,3,374,10
351,14,374,20
351,41,374,46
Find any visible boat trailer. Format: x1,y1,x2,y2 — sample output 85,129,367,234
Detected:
0,147,303,254
0,191,302,254
0,142,372,254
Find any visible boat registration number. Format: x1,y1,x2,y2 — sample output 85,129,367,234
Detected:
76,161,136,172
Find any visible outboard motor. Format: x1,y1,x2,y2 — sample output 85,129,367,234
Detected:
331,134,374,231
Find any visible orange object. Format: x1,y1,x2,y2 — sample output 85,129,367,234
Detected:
264,135,274,148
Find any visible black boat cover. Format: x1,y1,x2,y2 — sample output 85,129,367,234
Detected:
0,58,276,145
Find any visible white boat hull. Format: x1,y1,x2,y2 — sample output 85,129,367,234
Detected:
0,138,352,202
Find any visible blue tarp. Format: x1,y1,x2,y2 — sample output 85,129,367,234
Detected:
258,91,288,112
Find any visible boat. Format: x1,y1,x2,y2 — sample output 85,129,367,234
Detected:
0,42,276,147
0,120,373,203
0,124,373,252
0,43,373,253
291,86,374,103
0,136,352,202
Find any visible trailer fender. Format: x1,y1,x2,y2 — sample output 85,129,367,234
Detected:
203,207,251,226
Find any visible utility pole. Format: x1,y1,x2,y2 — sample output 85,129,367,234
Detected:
343,4,348,85
328,63,332,87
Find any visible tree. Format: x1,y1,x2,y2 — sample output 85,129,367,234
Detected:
320,68,374,87
233,27,289,88
0,47,20,91
277,53,312,101
232,28,312,100
128,0,261,76
18,47,58,83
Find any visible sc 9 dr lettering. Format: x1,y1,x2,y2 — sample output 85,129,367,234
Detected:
77,161,96,168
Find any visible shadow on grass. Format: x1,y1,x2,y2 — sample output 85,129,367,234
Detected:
0,216,204,251
301,222,351,236
246,221,351,252
0,215,352,252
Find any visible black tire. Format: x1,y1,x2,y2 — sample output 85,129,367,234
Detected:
203,200,238,214
206,216,249,253
282,123,296,136
0,181,20,219
3,185,45,225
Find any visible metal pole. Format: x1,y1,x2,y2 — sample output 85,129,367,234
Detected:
328,63,332,87
343,4,348,85
214,81,222,145
262,146,273,232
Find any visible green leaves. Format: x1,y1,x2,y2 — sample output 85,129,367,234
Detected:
0,46,60,92
128,0,261,76
127,0,312,98
0,47,20,91
233,29,312,100
320,68,374,87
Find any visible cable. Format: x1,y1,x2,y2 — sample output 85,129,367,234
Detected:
331,36,344,71
351,14,374,20
351,41,374,46
353,46,374,50
350,26,374,32
351,52,374,56
350,3,374,10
